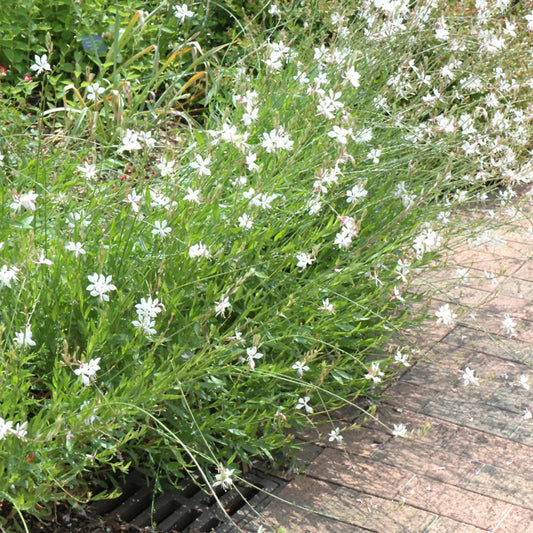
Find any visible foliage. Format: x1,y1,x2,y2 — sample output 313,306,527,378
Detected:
1,0,533,531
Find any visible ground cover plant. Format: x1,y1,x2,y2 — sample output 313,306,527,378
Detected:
1,0,533,531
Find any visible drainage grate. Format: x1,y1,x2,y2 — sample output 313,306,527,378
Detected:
91,470,285,532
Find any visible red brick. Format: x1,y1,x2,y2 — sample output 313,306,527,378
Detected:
399,475,512,529
425,516,489,532
320,486,436,533
364,406,460,449
444,426,533,478
465,464,533,509
494,506,533,533
498,277,533,301
305,447,413,499
442,325,533,364
371,439,481,486
382,381,437,412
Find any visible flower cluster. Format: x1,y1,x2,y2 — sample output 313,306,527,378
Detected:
132,296,164,336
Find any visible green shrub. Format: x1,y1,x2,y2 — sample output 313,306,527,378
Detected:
1,0,532,530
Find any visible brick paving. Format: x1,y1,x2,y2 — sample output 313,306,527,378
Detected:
244,205,533,532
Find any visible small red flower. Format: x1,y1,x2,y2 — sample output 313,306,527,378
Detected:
23,75,33,82
0,66,7,77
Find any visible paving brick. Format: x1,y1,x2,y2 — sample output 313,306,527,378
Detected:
498,276,533,301
465,464,533,509
399,475,512,530
478,293,533,323
442,325,533,364
370,439,481,486
400,361,463,391
247,475,367,532
420,393,521,438
431,286,495,308
324,425,392,457
382,381,437,412
443,426,533,478
463,352,533,383
508,420,533,446
512,261,533,283
414,266,503,293
305,447,413,499
364,407,460,449
424,516,490,532
446,249,524,276
320,486,436,533
486,385,532,414
460,312,533,346
493,506,533,533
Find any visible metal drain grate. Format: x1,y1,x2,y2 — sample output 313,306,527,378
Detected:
91,470,284,532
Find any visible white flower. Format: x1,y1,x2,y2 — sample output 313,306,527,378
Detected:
462,367,479,386
245,152,259,171
392,424,408,438
30,54,51,76
139,131,156,149
135,297,164,319
523,408,532,420
346,184,368,203
86,82,105,101
394,349,410,367
132,315,157,336
13,325,36,348
86,273,117,302
395,259,411,283
246,346,263,370
484,270,498,285
77,161,98,180
295,252,315,270
11,421,28,439
519,375,530,391
126,190,143,212
292,360,310,377
344,67,360,88
268,4,281,16
10,190,38,211
118,129,142,152
74,358,101,386
352,127,373,143
367,148,382,164
0,265,19,288
33,251,53,266
261,126,293,152
296,396,313,414
189,242,210,259
173,3,196,23
190,154,211,176
435,304,456,326
152,220,171,238
328,125,352,144
365,362,384,384
156,160,175,177
213,465,235,490
66,241,86,258
328,427,343,443
0,418,14,440
238,213,253,229
215,296,231,317
184,187,201,204
502,314,517,337
318,298,335,313
334,228,353,249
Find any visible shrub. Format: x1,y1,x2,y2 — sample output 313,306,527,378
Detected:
1,0,533,530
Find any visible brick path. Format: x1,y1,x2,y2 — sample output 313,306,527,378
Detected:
243,207,533,532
